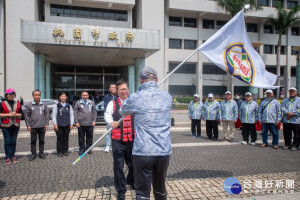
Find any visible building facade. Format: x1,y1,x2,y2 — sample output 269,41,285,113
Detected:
0,0,300,102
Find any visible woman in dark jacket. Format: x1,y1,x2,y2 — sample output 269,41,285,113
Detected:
52,92,74,157
0,88,23,164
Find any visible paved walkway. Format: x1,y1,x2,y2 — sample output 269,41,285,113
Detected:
0,111,299,199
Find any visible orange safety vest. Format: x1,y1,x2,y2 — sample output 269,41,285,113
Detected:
1,101,21,127
111,97,135,142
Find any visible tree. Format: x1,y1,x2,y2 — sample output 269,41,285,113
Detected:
217,0,262,17
217,0,262,96
265,2,300,98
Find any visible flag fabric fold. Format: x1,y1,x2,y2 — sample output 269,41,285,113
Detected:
198,10,278,89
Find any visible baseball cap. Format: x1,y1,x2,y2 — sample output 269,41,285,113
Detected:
245,92,252,96
194,94,199,98
225,91,231,95
265,89,273,94
5,88,16,94
289,87,297,91
140,66,158,79
208,93,214,98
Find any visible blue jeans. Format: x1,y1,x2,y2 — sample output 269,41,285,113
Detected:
262,123,279,146
2,125,20,159
105,123,111,148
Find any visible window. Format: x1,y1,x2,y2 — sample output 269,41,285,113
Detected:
184,18,197,28
216,20,227,29
169,85,196,96
287,1,298,9
234,86,249,97
275,46,285,55
247,23,258,32
50,4,128,21
266,66,284,76
203,86,227,97
292,27,299,36
291,47,298,55
169,63,196,74
264,45,273,54
272,0,283,7
184,40,197,49
169,16,182,26
169,39,182,49
203,19,214,29
203,63,226,74
258,0,270,6
291,68,296,77
264,25,273,33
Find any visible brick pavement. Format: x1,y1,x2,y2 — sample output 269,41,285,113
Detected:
0,123,299,199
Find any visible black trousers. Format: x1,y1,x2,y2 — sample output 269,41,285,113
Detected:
191,119,201,137
206,120,218,139
112,140,134,195
242,123,257,143
133,155,170,200
283,123,300,147
78,126,94,152
30,128,45,155
56,126,70,154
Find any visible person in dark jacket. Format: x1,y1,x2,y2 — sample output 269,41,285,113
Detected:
0,88,23,165
24,89,49,161
52,92,74,157
74,91,97,155
103,83,118,153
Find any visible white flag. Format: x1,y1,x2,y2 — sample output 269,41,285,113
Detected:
198,10,278,89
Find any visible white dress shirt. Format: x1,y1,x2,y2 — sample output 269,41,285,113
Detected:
104,98,126,124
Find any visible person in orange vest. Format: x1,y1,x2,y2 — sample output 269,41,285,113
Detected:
104,79,135,200
0,88,23,165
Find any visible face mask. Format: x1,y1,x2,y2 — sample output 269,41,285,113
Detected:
235,96,239,100
264,95,266,98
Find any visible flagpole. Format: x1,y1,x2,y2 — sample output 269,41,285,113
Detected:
72,48,199,165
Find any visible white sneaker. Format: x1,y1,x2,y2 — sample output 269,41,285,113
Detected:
250,142,255,146
104,146,109,153
241,141,247,145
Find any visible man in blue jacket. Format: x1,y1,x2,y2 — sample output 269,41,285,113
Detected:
220,91,238,142
239,92,259,145
188,94,203,138
202,93,221,140
281,87,300,151
120,67,172,200
258,90,281,149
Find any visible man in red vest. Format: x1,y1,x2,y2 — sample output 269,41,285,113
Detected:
104,79,135,200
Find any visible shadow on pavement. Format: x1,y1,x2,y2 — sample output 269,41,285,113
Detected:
0,180,5,189
95,176,114,188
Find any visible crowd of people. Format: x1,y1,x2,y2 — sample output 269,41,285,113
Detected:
188,88,300,150
0,67,172,200
1,67,300,200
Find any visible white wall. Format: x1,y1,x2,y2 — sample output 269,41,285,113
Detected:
139,0,166,90
5,0,35,101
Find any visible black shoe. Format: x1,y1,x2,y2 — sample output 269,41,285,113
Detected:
29,154,36,161
212,138,217,141
78,151,84,155
88,151,93,154
63,152,69,156
57,153,63,157
117,194,125,200
39,153,46,159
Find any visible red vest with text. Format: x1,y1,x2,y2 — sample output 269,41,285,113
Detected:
1,101,21,127
111,98,135,142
